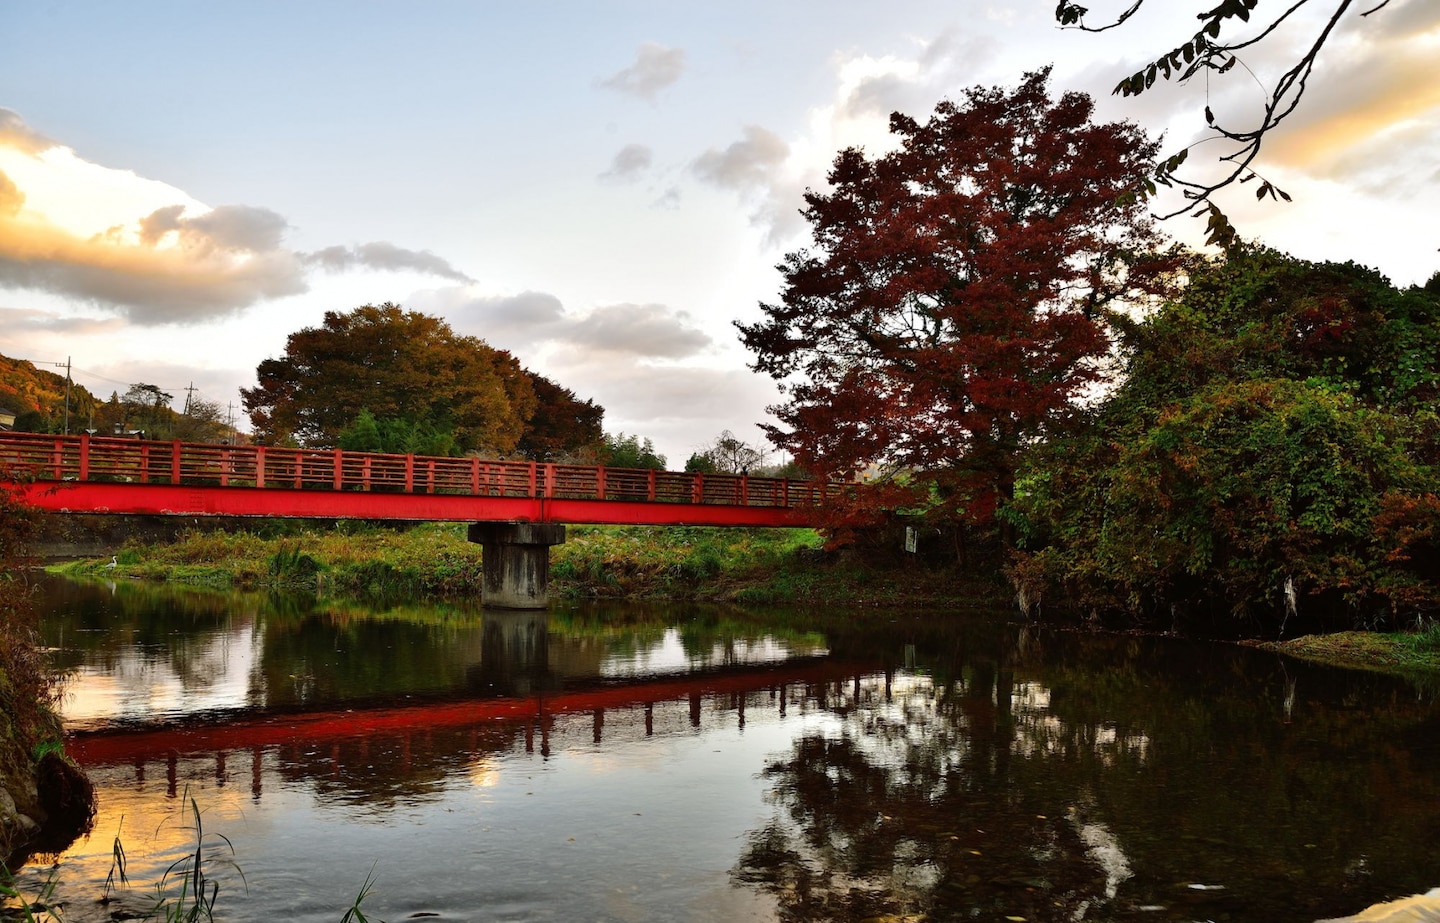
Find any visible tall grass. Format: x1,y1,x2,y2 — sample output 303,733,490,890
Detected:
51,520,999,608
74,795,385,923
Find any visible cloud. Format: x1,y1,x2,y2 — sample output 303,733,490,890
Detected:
0,305,126,337
0,108,56,155
692,126,790,192
599,143,654,182
143,203,289,252
417,286,711,360
438,289,568,350
0,170,22,216
839,29,999,121
303,241,475,283
687,29,999,246
0,110,477,324
559,303,712,358
1261,22,1440,180
548,357,783,463
408,284,772,464
1072,4,1440,196
691,126,802,243
598,43,686,100
0,221,309,324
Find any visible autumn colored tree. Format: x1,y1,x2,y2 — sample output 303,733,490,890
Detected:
512,372,605,461
0,353,100,434
738,69,1173,536
242,304,538,455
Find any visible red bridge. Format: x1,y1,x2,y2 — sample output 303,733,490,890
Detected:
0,431,837,527
1,432,847,607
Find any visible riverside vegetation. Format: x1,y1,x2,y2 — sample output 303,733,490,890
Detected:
49,520,1002,610
47,519,1440,676
0,476,94,872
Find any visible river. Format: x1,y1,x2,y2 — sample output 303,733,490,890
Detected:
7,575,1440,922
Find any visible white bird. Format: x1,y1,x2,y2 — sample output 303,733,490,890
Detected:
105,555,117,569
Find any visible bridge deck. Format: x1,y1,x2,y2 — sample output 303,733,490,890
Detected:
0,432,838,526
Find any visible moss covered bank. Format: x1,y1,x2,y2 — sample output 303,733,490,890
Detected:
1,488,94,867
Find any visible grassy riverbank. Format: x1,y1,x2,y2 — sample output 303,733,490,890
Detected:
1253,625,1440,676
49,521,1009,609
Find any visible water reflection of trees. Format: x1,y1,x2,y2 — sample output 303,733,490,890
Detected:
42,580,832,711
735,626,1440,923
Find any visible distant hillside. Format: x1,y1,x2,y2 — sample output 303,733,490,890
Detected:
0,354,102,432
0,352,235,441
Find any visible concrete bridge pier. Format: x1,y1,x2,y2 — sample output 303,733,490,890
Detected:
468,522,567,609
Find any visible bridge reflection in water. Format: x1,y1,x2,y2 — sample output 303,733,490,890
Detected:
71,662,889,808
54,584,887,808
31,577,1440,923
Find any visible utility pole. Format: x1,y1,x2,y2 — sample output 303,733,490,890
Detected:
183,382,197,416
56,357,72,435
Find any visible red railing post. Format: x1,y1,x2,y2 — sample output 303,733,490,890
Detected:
596,465,606,500
78,433,90,481
220,449,230,487
527,462,537,497
139,444,151,483
333,449,343,490
471,457,480,495
692,473,703,504
171,441,182,484
256,446,267,488
405,454,415,493
293,452,303,489
740,474,749,506
781,478,789,508
362,457,372,492
647,469,656,502
50,438,63,480
426,459,436,494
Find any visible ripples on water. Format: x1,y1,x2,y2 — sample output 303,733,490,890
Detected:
7,576,1440,923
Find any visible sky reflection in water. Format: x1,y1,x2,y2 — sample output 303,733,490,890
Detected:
13,576,1440,923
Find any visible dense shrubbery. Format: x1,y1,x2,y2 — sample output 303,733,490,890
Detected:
0,476,57,760
1010,246,1440,635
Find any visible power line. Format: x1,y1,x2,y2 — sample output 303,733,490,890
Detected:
3,356,187,393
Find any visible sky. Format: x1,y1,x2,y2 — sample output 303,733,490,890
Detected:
2,1,1437,467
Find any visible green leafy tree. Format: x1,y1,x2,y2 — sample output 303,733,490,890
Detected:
121,383,174,438
683,452,716,474
1012,246,1440,631
172,396,234,444
602,432,666,470
337,408,458,456
242,303,537,455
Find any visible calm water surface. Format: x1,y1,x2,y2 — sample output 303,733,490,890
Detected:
10,576,1440,922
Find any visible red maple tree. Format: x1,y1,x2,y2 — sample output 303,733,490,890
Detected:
738,69,1176,536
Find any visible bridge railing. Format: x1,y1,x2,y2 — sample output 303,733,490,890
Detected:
0,432,841,511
